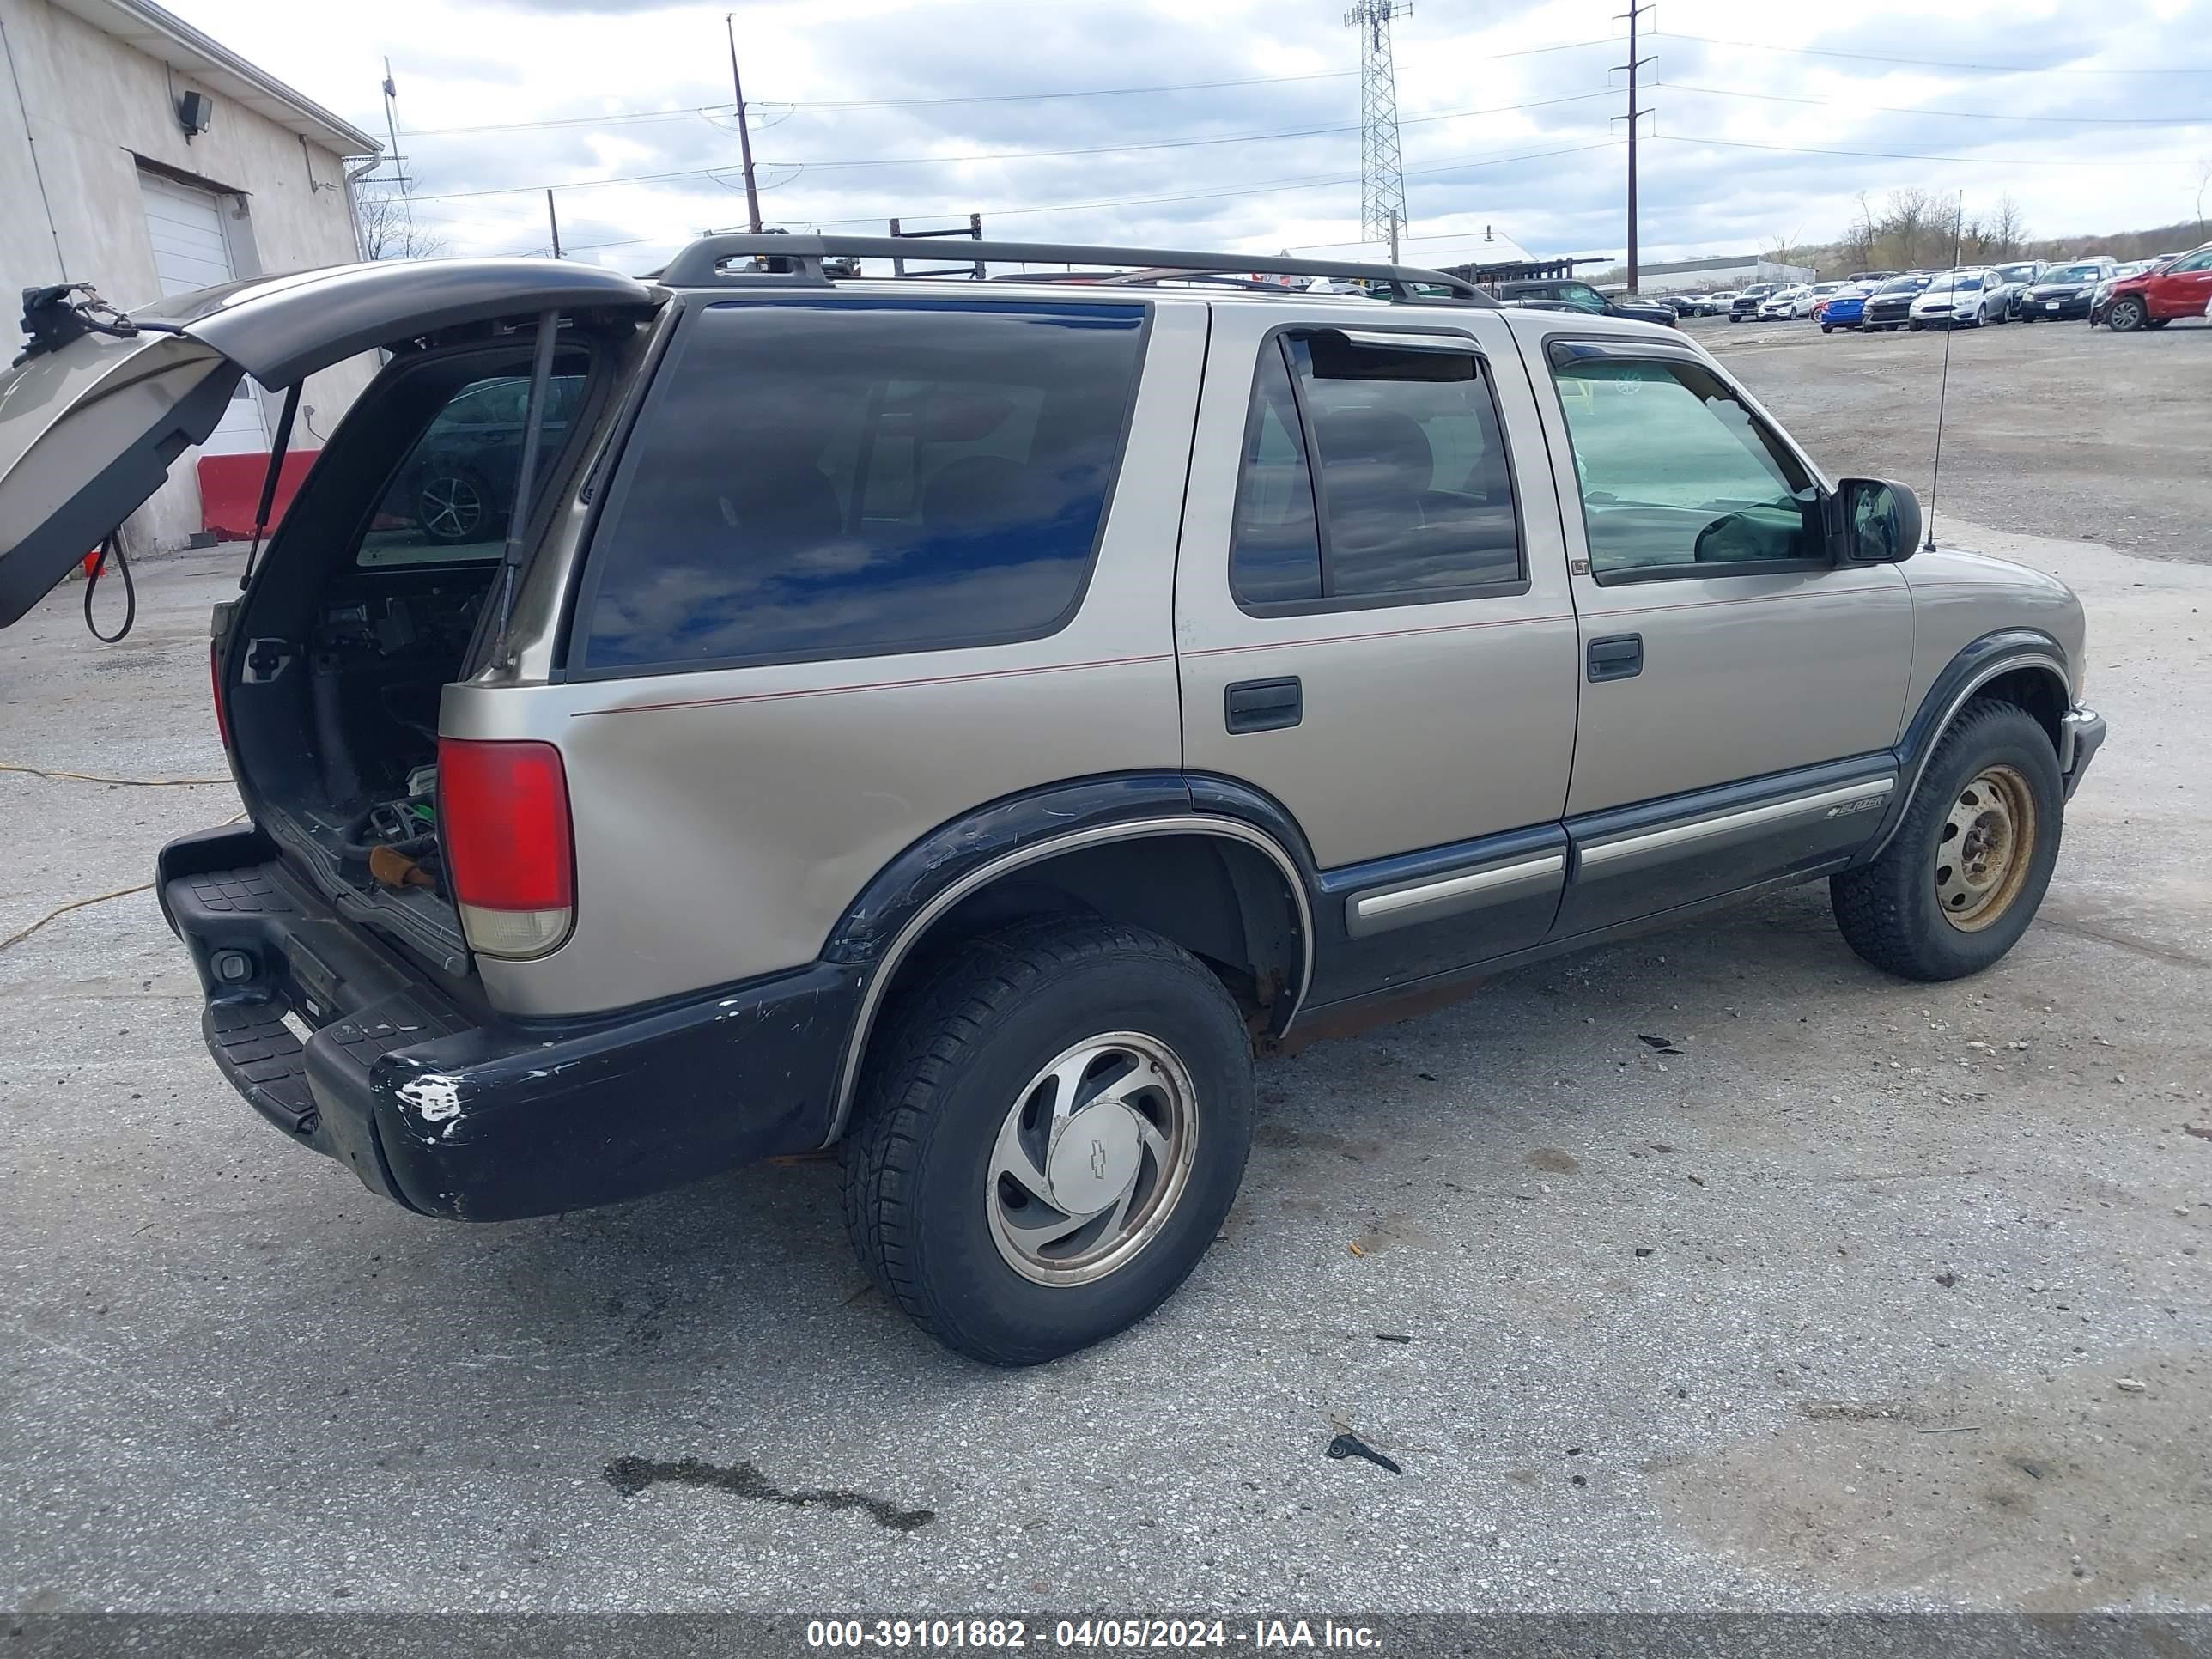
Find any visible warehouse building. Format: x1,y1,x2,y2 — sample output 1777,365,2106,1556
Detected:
1587,252,1818,295
0,0,379,550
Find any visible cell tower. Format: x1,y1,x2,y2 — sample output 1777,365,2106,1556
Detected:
1346,0,1411,260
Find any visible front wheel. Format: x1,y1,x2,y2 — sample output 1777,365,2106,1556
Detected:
842,920,1255,1365
1831,700,2064,981
2107,296,2148,333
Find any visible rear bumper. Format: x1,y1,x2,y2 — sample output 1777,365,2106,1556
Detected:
157,826,856,1221
2060,706,2106,800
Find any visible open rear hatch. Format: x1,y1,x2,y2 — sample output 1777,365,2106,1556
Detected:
0,258,659,626
2,259,662,978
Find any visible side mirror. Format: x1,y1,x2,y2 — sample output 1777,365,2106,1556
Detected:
1833,477,1921,563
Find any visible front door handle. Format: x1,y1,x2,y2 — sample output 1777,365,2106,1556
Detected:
1224,676,1302,733
1587,633,1643,682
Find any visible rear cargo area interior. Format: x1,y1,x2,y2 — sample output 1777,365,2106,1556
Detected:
221,337,594,961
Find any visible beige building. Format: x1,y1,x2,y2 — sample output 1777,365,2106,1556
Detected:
0,0,379,548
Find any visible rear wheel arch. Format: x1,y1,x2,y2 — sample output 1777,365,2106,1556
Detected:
821,799,1314,1147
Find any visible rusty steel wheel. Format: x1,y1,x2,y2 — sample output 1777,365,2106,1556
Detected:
1935,763,2039,932
1832,699,2065,982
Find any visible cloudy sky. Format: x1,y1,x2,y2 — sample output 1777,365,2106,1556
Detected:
172,0,2212,275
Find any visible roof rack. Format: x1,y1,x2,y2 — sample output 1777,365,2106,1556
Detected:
654,234,1496,307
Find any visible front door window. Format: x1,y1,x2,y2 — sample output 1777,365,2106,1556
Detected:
1550,355,1820,580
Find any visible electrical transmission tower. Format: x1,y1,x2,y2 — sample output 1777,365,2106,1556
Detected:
1346,0,1411,261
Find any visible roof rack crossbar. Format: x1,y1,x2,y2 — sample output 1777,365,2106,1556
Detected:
656,234,1494,306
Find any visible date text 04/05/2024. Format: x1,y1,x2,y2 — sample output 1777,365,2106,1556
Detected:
804,1620,1382,1650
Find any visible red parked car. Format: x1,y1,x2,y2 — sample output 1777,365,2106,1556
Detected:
2094,245,2212,332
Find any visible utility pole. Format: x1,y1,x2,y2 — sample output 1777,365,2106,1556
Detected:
1346,1,1410,260
724,12,763,234
1614,3,1654,291
545,189,562,258
379,59,408,195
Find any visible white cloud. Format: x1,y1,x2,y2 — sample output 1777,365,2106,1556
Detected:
171,0,2212,273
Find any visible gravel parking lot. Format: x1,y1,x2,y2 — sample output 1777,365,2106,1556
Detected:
3,319,2209,1620
1695,312,2212,562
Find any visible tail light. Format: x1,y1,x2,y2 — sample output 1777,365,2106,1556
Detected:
437,738,574,959
210,640,232,752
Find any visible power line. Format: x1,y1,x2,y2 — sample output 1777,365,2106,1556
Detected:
397,69,1358,140
387,39,1624,141
422,137,1622,242
1657,81,2211,125
762,89,1618,172
1655,31,2212,76
403,90,1620,201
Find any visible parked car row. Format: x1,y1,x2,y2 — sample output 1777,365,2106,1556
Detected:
2089,246,2212,331
1561,247,2211,341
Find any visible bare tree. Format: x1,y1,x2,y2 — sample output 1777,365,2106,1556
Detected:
1985,194,2026,258
1868,188,1937,270
1840,192,1877,272
354,181,447,261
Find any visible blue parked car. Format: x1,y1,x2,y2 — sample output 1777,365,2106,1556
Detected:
1816,285,1873,332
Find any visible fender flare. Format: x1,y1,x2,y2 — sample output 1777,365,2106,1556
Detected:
1856,629,2072,863
817,773,1317,1146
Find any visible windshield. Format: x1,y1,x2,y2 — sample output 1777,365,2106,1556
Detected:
1878,276,1931,294
1996,264,2037,282
2045,264,2103,284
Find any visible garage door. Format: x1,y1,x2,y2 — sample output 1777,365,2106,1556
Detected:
137,171,266,457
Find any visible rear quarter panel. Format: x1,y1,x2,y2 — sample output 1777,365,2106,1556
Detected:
442,300,1206,1019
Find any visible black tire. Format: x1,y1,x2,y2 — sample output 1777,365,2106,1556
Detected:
841,919,1255,1365
1831,700,2064,982
2107,296,2148,334
1820,324,1833,334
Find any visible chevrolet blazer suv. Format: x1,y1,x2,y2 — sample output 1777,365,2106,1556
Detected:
0,237,2106,1365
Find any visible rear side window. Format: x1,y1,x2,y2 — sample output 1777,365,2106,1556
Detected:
577,301,1146,673
1230,330,1523,612
359,369,586,567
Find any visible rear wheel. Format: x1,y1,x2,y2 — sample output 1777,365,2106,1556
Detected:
842,920,1255,1365
2108,296,2148,333
1831,701,2063,981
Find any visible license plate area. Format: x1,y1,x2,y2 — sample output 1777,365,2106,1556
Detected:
284,938,343,1025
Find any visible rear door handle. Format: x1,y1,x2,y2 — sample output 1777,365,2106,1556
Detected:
1224,676,1302,733
1587,633,1643,682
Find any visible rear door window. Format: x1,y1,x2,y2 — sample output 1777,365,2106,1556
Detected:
576,300,1146,674
1229,329,1523,612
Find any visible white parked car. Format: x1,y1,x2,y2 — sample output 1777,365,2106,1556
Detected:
1909,268,2006,329
1756,284,1812,319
